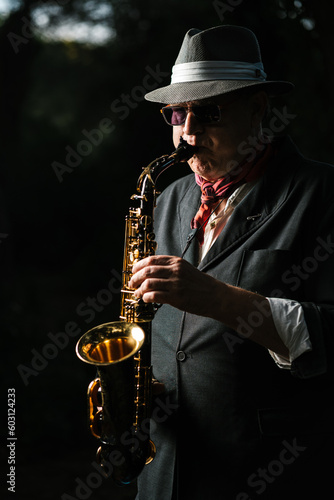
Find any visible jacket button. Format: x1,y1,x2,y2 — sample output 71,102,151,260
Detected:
176,351,186,361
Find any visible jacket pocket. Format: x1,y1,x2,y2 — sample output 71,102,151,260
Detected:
237,248,296,298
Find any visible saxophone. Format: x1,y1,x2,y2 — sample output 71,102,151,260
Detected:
76,138,197,486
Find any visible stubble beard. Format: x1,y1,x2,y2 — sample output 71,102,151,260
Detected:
188,153,237,181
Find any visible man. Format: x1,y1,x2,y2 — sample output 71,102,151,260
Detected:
130,26,334,499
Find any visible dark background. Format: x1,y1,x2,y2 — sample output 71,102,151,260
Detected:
1,0,334,498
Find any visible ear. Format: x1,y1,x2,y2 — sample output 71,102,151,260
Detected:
250,91,269,128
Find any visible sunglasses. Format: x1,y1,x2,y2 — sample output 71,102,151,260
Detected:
160,103,226,126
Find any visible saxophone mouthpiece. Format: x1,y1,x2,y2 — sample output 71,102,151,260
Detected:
175,137,199,162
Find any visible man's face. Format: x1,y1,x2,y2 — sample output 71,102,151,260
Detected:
171,91,267,181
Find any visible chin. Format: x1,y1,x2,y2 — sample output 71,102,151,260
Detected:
188,157,220,181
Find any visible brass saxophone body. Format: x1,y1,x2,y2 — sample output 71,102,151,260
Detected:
76,138,197,485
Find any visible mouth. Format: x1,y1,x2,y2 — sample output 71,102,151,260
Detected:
191,145,209,156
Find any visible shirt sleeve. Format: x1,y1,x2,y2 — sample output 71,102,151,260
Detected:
267,297,313,369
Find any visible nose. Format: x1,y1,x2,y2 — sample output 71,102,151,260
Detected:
182,110,204,138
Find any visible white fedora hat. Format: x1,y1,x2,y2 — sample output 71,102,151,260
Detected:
145,25,294,104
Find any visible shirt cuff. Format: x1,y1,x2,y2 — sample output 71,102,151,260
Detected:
267,297,313,368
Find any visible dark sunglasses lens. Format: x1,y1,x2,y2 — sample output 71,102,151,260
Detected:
194,105,220,122
162,105,221,125
163,107,186,125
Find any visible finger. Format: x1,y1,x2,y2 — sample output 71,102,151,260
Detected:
140,290,171,305
132,255,175,274
133,277,170,298
131,256,150,274
129,264,172,289
152,380,165,396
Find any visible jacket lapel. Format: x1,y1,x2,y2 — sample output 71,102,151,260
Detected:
178,181,201,266
198,177,269,271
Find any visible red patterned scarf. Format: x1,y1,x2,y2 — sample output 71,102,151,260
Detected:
191,143,273,245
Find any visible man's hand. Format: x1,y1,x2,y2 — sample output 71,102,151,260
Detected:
129,255,222,317
129,254,289,359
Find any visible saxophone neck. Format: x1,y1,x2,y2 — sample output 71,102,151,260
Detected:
137,137,198,194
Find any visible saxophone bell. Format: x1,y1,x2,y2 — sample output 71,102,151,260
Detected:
76,321,154,485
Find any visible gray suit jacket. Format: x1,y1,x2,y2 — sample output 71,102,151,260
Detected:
136,137,334,499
